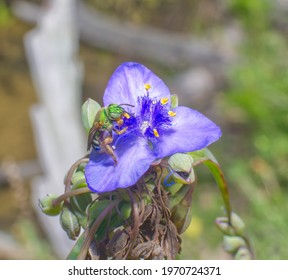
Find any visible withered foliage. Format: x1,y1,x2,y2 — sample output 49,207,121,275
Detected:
84,167,182,260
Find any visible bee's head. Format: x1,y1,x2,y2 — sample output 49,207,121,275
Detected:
107,103,134,120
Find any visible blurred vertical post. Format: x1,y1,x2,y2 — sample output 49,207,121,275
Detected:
25,0,85,258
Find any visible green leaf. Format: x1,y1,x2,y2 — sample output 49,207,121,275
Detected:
119,201,132,220
87,200,112,226
86,199,130,242
170,184,194,234
81,98,101,133
189,147,218,165
169,184,191,209
66,232,85,260
171,204,193,234
189,148,232,223
86,199,114,241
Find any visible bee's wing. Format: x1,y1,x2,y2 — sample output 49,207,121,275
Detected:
87,124,100,151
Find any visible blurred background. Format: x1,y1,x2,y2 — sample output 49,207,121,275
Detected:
0,0,288,259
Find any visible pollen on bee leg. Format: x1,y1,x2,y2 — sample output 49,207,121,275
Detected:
116,118,124,126
160,97,169,105
168,111,176,117
153,128,160,138
123,112,130,119
144,83,151,90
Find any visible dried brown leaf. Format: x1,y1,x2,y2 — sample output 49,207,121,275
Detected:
162,220,181,259
106,228,130,259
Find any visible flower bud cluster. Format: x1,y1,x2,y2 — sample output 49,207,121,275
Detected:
39,162,92,241
215,212,253,259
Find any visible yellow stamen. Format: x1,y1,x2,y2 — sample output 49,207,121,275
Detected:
144,83,151,90
160,97,169,105
153,128,159,138
168,111,176,117
123,112,130,119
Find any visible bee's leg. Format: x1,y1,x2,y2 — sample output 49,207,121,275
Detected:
101,136,118,165
113,126,128,135
115,112,131,128
115,118,124,127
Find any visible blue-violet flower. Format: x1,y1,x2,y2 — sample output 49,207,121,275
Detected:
85,62,221,193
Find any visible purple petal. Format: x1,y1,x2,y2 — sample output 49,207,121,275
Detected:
153,106,222,158
85,135,155,193
103,62,171,108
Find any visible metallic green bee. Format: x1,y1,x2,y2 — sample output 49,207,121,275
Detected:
87,104,132,165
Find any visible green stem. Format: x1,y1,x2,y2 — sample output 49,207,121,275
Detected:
64,156,89,194
52,187,91,207
124,189,140,259
194,158,232,224
205,161,232,224
190,149,232,224
77,200,120,260
237,232,255,259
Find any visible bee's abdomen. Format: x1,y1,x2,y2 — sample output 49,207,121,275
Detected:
92,138,101,150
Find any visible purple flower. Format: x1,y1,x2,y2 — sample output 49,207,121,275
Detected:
85,62,221,193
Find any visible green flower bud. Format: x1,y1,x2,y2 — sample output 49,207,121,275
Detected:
223,236,246,253
60,205,81,240
230,212,245,236
168,153,195,185
38,194,63,216
71,171,87,189
234,247,252,260
72,171,85,185
81,98,101,133
215,217,235,236
77,162,87,172
215,212,246,236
